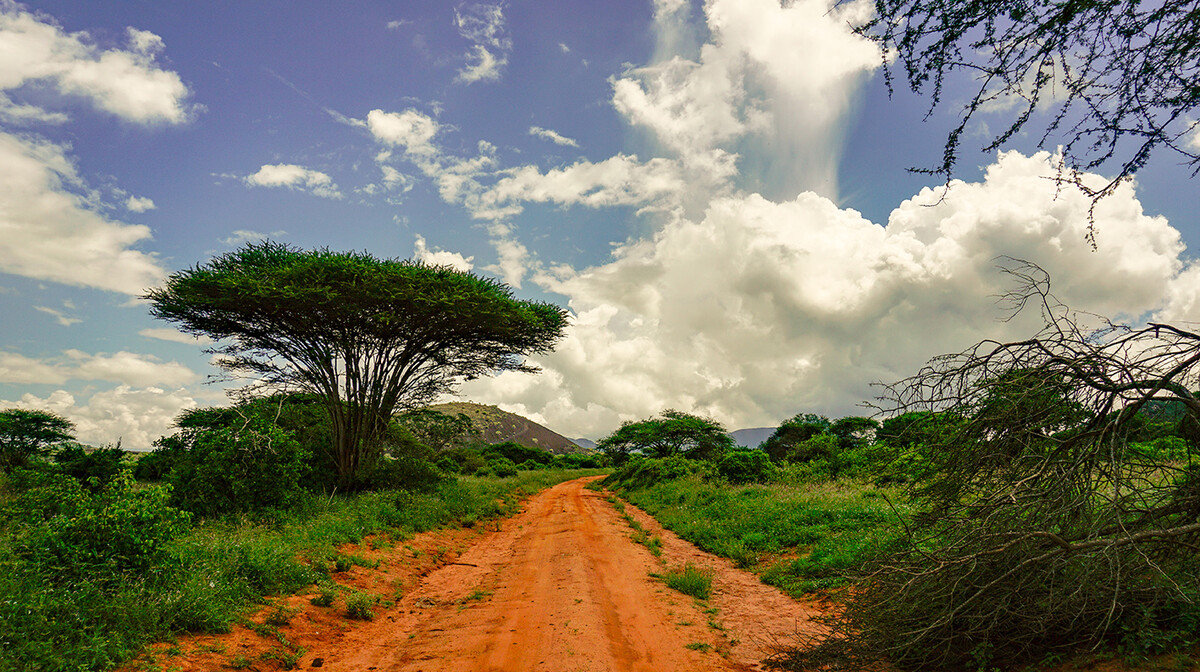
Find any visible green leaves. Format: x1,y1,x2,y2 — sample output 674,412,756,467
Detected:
144,240,569,486
597,409,734,465
0,408,75,473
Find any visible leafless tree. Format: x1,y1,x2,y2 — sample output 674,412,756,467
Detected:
774,260,1200,670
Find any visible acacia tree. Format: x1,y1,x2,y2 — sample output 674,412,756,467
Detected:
853,0,1200,241
144,241,569,487
0,408,75,473
597,409,734,464
780,261,1200,670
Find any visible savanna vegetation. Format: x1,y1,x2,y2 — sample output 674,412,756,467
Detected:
598,263,1200,671
0,243,595,671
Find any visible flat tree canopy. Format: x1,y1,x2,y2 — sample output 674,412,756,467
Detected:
598,409,734,464
144,241,569,486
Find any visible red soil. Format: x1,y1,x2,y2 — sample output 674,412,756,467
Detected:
129,476,822,671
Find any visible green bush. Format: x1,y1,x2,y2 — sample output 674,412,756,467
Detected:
439,447,487,475
54,442,128,490
486,456,518,478
360,456,448,492
716,450,776,484
602,455,705,490
483,441,555,466
17,471,191,579
165,411,310,516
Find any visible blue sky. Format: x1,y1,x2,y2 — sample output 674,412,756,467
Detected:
0,0,1197,448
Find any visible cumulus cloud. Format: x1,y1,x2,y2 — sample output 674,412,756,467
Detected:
0,386,200,450
0,4,191,293
612,0,878,197
0,133,166,293
460,151,1188,438
529,126,579,147
413,234,474,271
454,3,511,83
0,348,198,387
124,195,155,212
0,5,193,124
244,163,343,199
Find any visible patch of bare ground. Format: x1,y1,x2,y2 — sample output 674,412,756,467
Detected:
125,477,823,672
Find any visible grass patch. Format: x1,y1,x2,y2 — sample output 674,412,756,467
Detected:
658,563,715,600
685,642,712,652
610,474,907,597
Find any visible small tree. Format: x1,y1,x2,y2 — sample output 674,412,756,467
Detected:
0,409,75,473
144,241,568,487
760,413,830,462
597,409,733,464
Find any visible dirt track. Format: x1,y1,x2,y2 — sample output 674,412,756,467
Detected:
141,476,821,671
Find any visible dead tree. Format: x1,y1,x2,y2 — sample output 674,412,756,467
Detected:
775,260,1200,670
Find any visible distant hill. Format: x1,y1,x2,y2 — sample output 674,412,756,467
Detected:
424,402,592,455
571,437,597,450
729,427,774,449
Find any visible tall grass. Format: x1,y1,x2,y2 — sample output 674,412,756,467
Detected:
0,468,602,672
608,473,907,596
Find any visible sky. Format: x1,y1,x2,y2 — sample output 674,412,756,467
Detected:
0,0,1197,449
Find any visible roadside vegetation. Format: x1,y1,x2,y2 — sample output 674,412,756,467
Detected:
0,399,600,672
598,268,1200,671
0,242,598,672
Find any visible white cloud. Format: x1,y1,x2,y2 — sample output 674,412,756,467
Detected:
367,109,440,161
0,5,191,294
386,19,412,30
0,5,193,125
612,0,879,196
473,154,687,218
529,125,579,147
245,164,343,199
34,304,80,326
220,229,286,246
0,348,198,387
558,42,571,53
0,351,67,384
64,349,198,387
457,44,506,84
0,133,166,294
461,151,1187,438
413,234,474,272
0,386,201,450
139,327,214,345
124,195,155,212
454,3,510,84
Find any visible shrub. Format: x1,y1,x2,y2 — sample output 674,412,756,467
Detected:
483,441,555,466
603,455,704,490
165,410,310,516
439,447,487,475
486,456,518,478
716,450,776,484
17,471,191,579
359,456,447,492
54,442,128,490
345,591,377,620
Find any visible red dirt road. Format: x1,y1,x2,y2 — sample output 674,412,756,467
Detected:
138,477,821,671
